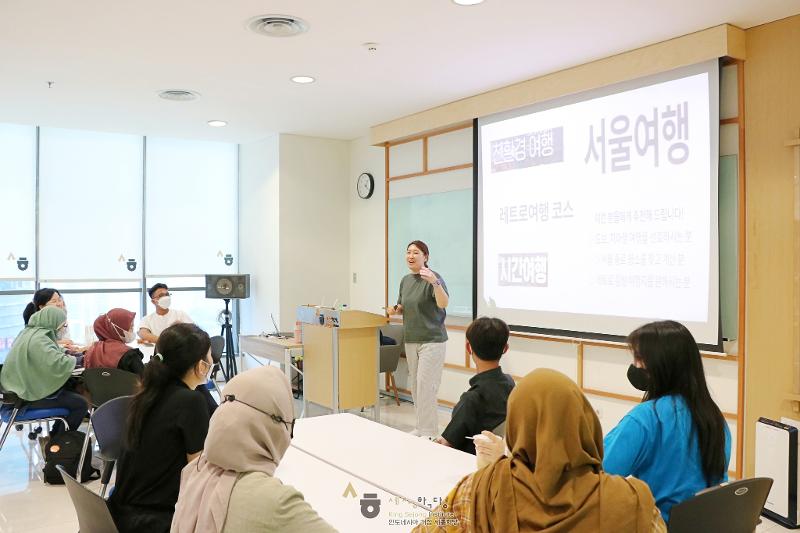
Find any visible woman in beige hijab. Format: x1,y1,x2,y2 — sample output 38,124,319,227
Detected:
413,368,665,533
171,366,336,533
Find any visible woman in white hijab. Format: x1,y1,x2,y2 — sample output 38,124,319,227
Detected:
171,366,336,533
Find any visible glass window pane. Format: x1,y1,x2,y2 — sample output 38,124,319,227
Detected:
0,124,36,281
0,293,32,363
39,127,143,281
145,138,237,276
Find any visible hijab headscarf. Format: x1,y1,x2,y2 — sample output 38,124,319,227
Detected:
171,366,294,533
83,308,136,369
0,306,75,401
470,368,657,533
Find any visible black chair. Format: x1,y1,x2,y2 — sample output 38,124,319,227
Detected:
210,335,225,381
78,368,140,481
82,368,140,409
379,325,404,406
90,395,133,497
0,364,69,451
668,477,773,533
57,464,120,533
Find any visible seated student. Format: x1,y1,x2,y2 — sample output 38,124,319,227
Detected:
171,366,336,533
0,306,88,436
83,308,145,375
108,323,214,533
415,369,665,533
138,283,193,344
435,317,514,454
603,320,731,523
22,287,84,353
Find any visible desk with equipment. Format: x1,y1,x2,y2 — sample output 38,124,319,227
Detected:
238,334,303,383
296,306,387,421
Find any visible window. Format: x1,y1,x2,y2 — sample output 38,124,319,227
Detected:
145,138,237,277
0,123,239,351
38,128,143,281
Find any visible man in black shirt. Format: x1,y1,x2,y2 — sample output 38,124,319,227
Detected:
436,317,514,455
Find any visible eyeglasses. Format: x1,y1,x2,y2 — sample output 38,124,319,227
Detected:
222,394,294,438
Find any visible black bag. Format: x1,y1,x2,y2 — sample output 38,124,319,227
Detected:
43,430,100,484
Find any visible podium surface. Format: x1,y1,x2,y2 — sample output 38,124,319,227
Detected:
297,306,387,419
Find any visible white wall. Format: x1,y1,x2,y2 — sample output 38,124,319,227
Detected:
238,134,280,335
348,136,385,313
278,134,350,331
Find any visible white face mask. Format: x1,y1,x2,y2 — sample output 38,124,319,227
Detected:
109,318,135,343
199,359,214,383
157,296,171,310
56,324,68,340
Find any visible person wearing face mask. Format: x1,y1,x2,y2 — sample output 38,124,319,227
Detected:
83,308,145,375
22,287,85,353
171,366,336,533
138,283,193,344
108,323,215,533
0,306,89,436
602,320,731,523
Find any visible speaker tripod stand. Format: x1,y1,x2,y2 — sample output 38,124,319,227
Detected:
220,298,238,379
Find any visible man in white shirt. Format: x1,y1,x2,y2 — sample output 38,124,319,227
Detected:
138,283,193,343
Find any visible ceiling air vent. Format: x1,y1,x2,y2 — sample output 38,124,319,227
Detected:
158,90,200,102
246,15,309,37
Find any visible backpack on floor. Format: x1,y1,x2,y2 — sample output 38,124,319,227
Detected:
43,430,100,484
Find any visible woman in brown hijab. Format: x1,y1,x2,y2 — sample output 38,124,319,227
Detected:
413,368,665,533
83,308,144,375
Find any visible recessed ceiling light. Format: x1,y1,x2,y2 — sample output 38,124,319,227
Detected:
158,89,200,101
291,76,315,84
452,0,484,5
207,120,228,127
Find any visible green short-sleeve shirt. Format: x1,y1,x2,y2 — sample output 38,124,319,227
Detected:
397,272,448,343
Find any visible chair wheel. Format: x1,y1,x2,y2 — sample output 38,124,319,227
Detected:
28,432,37,440
15,424,23,431
34,426,43,434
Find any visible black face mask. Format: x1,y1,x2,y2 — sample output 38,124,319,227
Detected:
627,364,649,392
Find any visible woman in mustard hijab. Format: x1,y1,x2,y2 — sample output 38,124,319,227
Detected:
414,368,665,533
0,306,88,435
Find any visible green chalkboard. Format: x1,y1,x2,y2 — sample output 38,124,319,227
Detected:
388,189,473,317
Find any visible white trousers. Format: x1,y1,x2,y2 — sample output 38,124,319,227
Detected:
405,342,446,437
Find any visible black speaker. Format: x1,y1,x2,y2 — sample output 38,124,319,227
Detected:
205,274,250,299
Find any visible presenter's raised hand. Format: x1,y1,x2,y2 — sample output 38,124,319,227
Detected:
419,267,438,285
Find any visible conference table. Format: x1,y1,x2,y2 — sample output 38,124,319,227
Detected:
276,446,430,532
283,412,477,531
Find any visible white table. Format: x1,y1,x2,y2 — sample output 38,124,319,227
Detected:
277,446,432,532
292,413,476,509
239,334,302,382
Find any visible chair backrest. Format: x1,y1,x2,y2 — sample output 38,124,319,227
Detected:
380,324,405,348
83,368,140,408
667,477,773,533
91,395,133,461
57,464,120,533
210,336,225,364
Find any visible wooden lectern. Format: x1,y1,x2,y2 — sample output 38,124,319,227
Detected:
297,305,387,420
